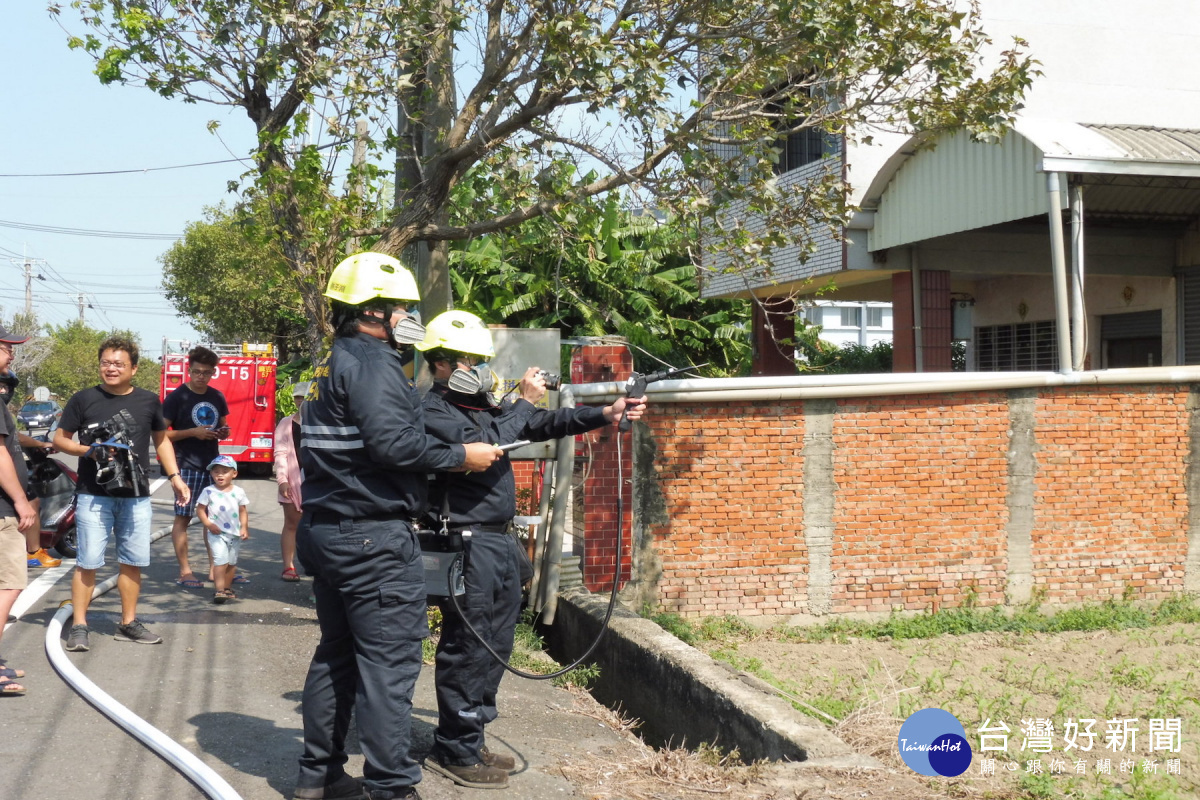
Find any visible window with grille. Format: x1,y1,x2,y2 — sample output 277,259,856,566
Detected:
773,126,830,174
975,320,1060,371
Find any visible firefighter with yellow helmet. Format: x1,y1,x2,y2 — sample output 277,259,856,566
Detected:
416,310,648,790
292,253,502,800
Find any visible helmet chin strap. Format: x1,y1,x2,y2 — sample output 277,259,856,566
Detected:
357,304,426,348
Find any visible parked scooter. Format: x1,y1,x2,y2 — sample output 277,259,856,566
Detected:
26,427,78,558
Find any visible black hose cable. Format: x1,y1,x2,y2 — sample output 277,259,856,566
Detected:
444,429,628,680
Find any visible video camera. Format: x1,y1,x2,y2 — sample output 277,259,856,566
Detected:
81,409,147,497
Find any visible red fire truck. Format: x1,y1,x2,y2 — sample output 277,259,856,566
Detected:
160,341,278,470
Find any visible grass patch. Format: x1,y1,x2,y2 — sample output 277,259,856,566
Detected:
644,594,1200,647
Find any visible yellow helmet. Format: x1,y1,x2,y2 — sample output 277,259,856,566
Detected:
415,310,495,358
324,252,420,305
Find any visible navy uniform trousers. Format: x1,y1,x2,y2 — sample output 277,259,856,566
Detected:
295,513,428,795
431,527,527,765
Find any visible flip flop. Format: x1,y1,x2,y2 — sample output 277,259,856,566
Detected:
281,567,300,582
232,574,250,585
0,667,24,680
0,659,23,679
176,576,204,589
0,677,25,696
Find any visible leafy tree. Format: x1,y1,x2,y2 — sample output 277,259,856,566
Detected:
1,311,53,402
817,341,894,374
159,203,308,362
54,0,1034,357
449,183,750,375
35,321,159,401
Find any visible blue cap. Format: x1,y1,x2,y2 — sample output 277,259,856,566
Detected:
207,455,238,471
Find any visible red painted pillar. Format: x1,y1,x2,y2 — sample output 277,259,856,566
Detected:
569,341,634,590
892,270,951,372
751,296,798,376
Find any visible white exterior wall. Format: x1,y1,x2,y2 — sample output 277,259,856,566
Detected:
978,1,1200,128
806,301,894,348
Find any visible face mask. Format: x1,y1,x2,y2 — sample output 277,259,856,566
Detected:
447,363,495,395
391,315,426,346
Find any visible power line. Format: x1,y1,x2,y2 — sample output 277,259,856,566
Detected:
0,157,249,178
0,218,179,241
0,138,349,179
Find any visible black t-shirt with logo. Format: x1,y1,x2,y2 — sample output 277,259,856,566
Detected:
162,384,230,470
60,386,166,496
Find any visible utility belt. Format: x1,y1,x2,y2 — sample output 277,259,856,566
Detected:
307,509,415,526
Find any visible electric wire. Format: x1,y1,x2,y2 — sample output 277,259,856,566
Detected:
0,218,180,240
0,157,249,178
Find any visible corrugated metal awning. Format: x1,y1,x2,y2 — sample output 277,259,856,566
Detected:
865,120,1200,251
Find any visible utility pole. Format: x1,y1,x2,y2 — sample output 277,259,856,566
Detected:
8,257,47,316
75,294,87,323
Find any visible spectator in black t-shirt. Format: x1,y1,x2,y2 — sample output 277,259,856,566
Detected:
54,336,189,652
162,346,230,588
0,326,35,695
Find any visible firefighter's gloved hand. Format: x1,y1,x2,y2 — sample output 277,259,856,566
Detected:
455,442,504,473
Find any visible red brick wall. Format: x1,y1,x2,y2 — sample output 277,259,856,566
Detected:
644,403,810,615
576,373,1196,617
831,393,1010,613
1030,387,1189,602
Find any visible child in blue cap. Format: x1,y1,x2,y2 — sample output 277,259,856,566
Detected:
196,455,250,603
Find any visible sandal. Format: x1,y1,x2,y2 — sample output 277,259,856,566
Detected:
281,567,300,582
212,592,228,605
0,667,24,680
0,677,25,696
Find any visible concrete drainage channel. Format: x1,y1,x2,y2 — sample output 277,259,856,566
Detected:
546,590,881,768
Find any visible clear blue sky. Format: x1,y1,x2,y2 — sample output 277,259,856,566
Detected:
0,5,256,359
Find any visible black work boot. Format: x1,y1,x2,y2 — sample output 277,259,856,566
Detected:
424,756,509,789
292,774,361,799
480,745,518,773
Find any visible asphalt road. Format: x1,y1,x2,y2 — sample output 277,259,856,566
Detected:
0,473,626,800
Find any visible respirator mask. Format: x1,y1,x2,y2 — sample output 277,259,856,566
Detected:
448,362,497,395
391,310,426,346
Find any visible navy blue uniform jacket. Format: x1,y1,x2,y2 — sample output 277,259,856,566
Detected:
422,383,606,528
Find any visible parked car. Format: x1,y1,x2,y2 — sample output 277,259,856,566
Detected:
17,400,61,430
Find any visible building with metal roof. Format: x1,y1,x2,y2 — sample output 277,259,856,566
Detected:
702,0,1200,374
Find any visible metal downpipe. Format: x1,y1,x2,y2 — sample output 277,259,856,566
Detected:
1070,180,1087,370
911,248,924,373
527,454,556,610
1047,172,1074,373
538,386,577,625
